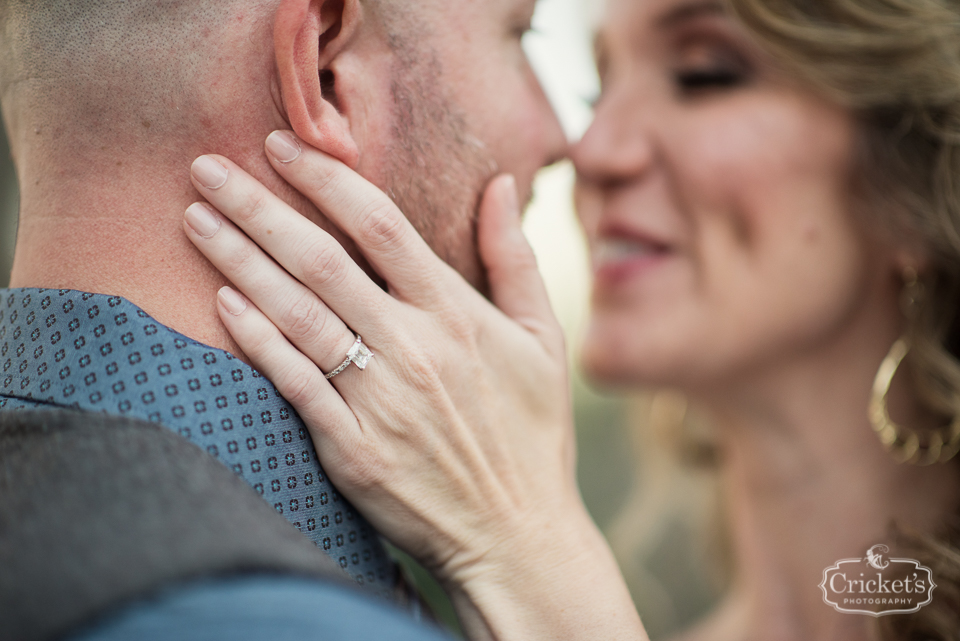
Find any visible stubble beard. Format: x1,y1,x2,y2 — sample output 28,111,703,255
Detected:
380,33,498,295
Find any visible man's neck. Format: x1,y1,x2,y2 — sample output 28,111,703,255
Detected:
3,17,296,356
695,318,960,640
8,150,269,357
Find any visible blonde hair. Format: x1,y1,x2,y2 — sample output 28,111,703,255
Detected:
726,0,960,637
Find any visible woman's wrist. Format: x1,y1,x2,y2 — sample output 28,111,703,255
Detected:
439,503,649,641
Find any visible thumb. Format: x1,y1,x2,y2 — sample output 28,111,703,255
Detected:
477,174,557,335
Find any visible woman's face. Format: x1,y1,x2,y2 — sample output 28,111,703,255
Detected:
574,0,901,391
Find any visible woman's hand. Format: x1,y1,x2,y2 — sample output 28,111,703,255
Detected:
183,131,646,641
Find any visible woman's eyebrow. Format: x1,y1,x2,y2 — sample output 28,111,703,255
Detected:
591,0,726,74
657,0,725,29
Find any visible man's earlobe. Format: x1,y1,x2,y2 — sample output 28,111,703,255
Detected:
275,0,360,167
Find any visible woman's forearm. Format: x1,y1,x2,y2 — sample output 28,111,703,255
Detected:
444,506,649,641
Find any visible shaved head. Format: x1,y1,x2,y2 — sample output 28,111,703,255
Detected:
0,0,405,150
0,0,398,95
0,1,275,144
0,1,261,75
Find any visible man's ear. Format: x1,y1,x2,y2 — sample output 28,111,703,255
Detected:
275,0,360,167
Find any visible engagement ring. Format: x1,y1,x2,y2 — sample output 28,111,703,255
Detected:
324,335,374,380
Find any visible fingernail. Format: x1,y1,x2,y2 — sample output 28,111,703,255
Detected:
501,175,519,219
266,130,302,163
184,203,221,239
192,155,229,189
218,287,247,316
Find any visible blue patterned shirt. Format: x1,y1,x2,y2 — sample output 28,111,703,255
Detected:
0,288,395,598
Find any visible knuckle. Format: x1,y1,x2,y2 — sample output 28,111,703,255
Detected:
219,240,261,279
492,246,538,281
279,295,328,345
279,367,322,410
298,243,348,290
339,442,390,493
305,162,342,198
511,248,540,273
240,327,275,363
402,350,445,396
235,189,270,225
356,202,406,250
440,307,477,347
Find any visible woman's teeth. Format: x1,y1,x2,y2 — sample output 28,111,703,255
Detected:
594,239,659,266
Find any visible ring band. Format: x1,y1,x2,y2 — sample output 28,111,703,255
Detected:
324,335,374,380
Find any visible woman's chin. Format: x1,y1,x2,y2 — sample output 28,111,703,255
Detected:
579,315,694,389
579,339,679,390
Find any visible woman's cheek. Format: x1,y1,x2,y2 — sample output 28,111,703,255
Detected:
660,100,863,370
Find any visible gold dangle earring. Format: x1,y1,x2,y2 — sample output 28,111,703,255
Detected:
869,267,960,464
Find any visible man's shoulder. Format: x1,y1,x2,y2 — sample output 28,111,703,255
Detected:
0,287,402,604
66,576,454,641
0,408,354,640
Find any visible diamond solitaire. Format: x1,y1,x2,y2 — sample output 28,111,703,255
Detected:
324,335,374,380
348,337,374,370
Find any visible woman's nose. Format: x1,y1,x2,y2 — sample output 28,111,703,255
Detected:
572,91,655,188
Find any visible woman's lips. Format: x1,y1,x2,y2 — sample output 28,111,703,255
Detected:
592,237,671,286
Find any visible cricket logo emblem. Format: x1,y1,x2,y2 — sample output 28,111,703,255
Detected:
865,544,890,571
820,545,935,616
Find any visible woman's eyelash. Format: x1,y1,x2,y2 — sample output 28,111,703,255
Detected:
676,68,744,91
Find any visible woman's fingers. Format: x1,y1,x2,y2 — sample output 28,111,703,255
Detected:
183,202,361,376
260,131,451,306
214,286,361,456
478,175,560,342
189,155,395,336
